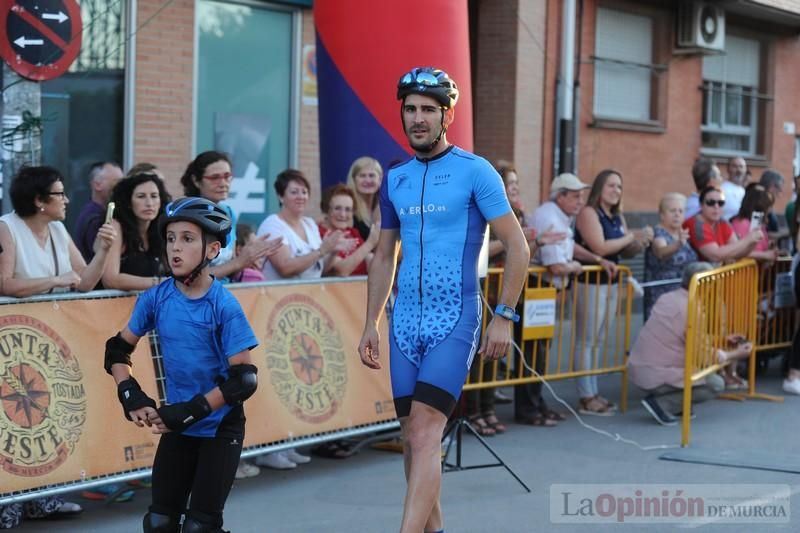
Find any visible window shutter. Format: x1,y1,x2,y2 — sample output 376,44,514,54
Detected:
703,35,760,86
594,8,653,121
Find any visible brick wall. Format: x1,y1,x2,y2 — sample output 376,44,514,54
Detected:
474,0,547,212
298,9,322,218
768,34,800,209
542,0,800,213
575,1,703,213
132,0,195,198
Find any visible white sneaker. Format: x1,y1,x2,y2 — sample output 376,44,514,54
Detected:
235,461,260,479
255,451,297,470
783,379,800,395
284,448,311,464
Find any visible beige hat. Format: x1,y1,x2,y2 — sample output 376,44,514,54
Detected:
551,172,589,191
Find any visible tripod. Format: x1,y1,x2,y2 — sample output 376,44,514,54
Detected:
440,415,531,492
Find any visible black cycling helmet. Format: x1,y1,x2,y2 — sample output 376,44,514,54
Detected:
160,197,231,285
396,67,459,109
160,197,231,243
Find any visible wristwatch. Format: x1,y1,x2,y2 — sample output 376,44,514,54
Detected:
494,304,520,323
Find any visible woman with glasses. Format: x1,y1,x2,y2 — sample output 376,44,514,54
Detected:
101,171,172,291
180,151,281,281
0,166,116,297
683,186,761,265
0,166,117,526
318,184,379,277
346,157,383,241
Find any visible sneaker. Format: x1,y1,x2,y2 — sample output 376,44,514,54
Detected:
284,448,311,464
81,484,135,503
235,461,261,479
783,378,800,395
53,501,84,516
254,451,297,470
641,395,678,426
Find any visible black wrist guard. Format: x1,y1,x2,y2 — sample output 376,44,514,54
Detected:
104,332,135,375
117,377,157,421
217,364,258,406
157,394,212,432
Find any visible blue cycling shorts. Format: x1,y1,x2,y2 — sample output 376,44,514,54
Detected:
390,302,481,418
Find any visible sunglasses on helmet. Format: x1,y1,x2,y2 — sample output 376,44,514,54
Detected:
398,70,443,88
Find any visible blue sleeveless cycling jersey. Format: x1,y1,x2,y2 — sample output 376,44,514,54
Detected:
380,145,511,369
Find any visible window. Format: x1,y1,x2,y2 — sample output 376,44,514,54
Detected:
701,35,762,156
196,0,296,226
593,7,660,123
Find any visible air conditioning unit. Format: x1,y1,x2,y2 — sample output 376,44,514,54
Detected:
677,1,725,52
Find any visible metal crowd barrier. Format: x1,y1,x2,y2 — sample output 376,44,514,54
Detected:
0,280,399,506
1,263,640,503
465,265,633,413
754,256,796,353
681,260,784,447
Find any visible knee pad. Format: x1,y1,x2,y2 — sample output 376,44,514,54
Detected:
181,517,225,533
143,512,180,533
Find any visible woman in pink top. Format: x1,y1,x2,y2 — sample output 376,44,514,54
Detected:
729,183,778,264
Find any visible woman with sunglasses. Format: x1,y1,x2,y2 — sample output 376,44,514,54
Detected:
683,186,761,265
180,152,281,281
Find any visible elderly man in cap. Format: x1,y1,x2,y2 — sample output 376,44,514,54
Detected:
513,173,617,426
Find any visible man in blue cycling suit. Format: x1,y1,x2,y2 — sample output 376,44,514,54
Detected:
358,67,530,533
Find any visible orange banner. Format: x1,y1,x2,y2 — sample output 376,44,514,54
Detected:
0,280,394,497
0,297,160,494
231,281,394,446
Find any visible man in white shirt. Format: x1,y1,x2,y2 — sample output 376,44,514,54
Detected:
720,156,747,221
515,173,614,425
527,173,614,287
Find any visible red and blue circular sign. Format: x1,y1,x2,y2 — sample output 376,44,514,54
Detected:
0,0,82,81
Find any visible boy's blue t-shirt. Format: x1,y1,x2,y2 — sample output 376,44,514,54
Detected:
128,278,258,437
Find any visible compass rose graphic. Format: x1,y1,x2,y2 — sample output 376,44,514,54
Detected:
1,362,51,429
289,333,324,386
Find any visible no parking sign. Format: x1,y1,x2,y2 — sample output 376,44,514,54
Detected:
0,0,82,81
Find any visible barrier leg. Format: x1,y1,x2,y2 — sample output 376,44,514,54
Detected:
619,368,628,414
681,380,693,448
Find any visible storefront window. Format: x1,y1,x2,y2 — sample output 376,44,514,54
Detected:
196,0,295,226
40,0,126,231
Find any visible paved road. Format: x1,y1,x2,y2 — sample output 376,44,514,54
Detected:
16,362,800,532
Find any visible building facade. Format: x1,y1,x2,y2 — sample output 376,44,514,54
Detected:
3,0,799,226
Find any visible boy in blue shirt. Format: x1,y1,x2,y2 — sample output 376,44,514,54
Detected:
104,197,259,532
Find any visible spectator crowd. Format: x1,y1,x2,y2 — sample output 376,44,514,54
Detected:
1,152,799,529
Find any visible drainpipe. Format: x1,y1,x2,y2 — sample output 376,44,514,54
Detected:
557,0,577,174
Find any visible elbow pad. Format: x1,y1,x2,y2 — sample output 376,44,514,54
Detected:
218,364,258,406
104,332,135,375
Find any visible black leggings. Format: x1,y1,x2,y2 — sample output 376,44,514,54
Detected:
149,432,242,528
